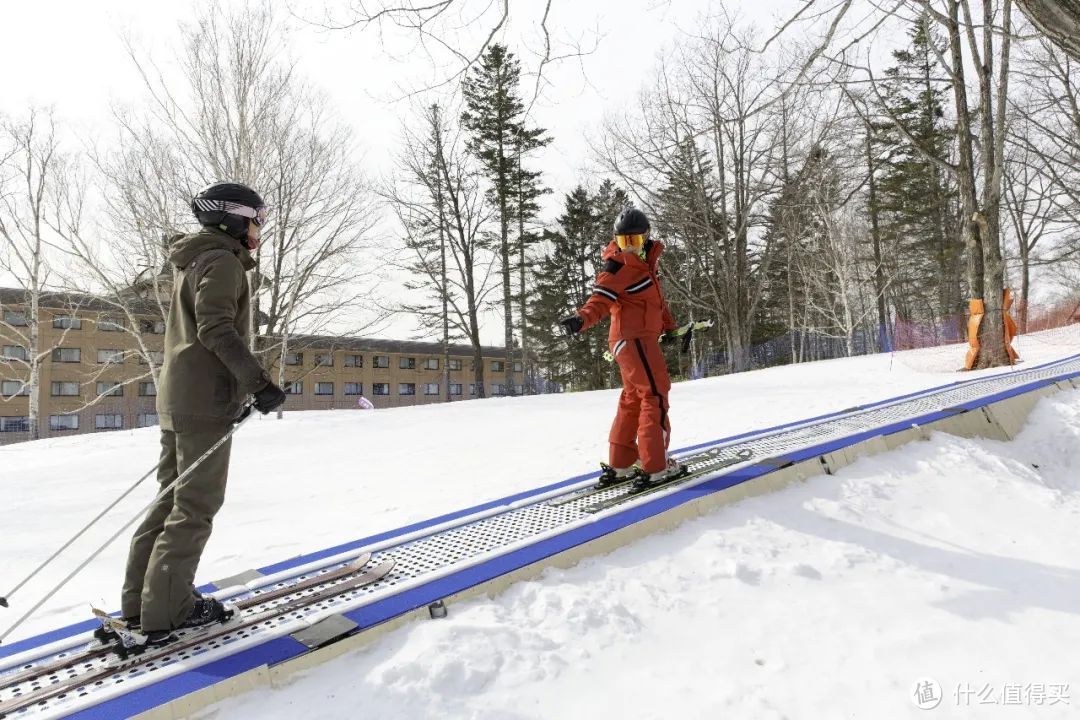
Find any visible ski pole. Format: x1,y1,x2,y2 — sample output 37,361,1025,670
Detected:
0,404,256,644
0,462,161,610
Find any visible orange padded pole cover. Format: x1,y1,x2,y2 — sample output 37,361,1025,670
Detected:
964,299,984,370
1003,288,1019,364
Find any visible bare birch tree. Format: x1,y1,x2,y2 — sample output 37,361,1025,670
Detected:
386,103,497,397
0,110,82,441
117,2,383,375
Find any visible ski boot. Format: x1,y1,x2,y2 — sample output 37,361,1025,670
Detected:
597,463,638,488
630,457,688,491
177,596,235,630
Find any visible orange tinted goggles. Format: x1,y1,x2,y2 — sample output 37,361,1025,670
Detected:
615,233,647,250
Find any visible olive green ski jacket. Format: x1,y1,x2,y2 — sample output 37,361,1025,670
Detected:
156,227,270,431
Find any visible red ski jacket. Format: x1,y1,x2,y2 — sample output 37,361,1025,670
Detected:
576,240,677,344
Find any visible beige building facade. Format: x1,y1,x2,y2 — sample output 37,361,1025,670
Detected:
0,289,522,445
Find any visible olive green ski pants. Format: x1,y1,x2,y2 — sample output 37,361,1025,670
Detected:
121,428,232,632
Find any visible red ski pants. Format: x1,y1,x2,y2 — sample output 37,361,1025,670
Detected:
609,337,672,474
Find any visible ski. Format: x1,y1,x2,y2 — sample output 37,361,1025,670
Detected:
0,557,395,718
583,448,754,514
546,468,640,507
0,552,373,694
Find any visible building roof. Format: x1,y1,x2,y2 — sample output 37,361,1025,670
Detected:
278,333,524,359
0,287,162,316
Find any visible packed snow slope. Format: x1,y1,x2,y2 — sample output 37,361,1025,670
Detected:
200,386,1080,720
1,328,1077,652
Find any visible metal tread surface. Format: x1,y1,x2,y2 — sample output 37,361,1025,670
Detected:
1,356,1077,719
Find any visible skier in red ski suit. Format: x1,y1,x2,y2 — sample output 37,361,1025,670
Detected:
560,208,684,488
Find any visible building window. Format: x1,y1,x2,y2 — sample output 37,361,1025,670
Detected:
344,382,362,396
97,316,123,332
315,382,334,396
97,349,124,364
95,414,123,430
372,383,389,396
3,310,28,327
424,383,439,395
469,383,478,396
138,382,157,397
514,384,524,395
316,353,334,367
2,345,28,361
491,383,506,395
52,348,81,363
373,355,390,368
398,383,416,395
49,414,79,431
425,358,439,370
399,357,416,370
1,380,28,397
96,381,123,397
136,413,159,428
448,359,462,371
53,316,82,330
0,416,29,433
513,361,523,372
344,354,363,368
491,361,504,372
139,351,165,365
284,352,303,366
51,381,80,397
449,383,462,396
284,381,303,395
139,319,166,335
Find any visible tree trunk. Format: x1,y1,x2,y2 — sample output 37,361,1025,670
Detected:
865,132,890,352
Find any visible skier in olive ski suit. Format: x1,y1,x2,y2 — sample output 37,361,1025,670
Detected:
560,208,687,490
120,182,287,650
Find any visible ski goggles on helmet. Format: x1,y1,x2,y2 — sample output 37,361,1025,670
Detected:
193,199,269,226
614,233,647,251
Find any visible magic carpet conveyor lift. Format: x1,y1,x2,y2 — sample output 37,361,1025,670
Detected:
1,354,1078,720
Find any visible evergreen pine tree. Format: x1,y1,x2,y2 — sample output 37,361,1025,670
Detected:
462,44,550,395
874,13,961,333
528,182,629,390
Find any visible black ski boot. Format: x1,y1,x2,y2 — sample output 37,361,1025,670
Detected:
177,596,234,630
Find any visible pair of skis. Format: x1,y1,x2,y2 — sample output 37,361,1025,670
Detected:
549,447,754,513
0,554,394,718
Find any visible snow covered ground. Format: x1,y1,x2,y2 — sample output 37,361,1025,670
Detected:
202,387,1080,720
2,328,1079,718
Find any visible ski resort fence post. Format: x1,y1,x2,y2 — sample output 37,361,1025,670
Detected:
0,404,257,644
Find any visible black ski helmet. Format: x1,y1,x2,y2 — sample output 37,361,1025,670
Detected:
613,207,650,236
191,182,267,240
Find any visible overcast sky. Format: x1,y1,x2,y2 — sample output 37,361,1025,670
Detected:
0,0,810,342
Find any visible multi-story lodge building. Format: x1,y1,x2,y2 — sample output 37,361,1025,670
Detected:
0,288,523,445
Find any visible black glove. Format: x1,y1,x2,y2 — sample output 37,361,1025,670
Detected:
659,329,678,346
253,381,287,414
560,315,584,336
